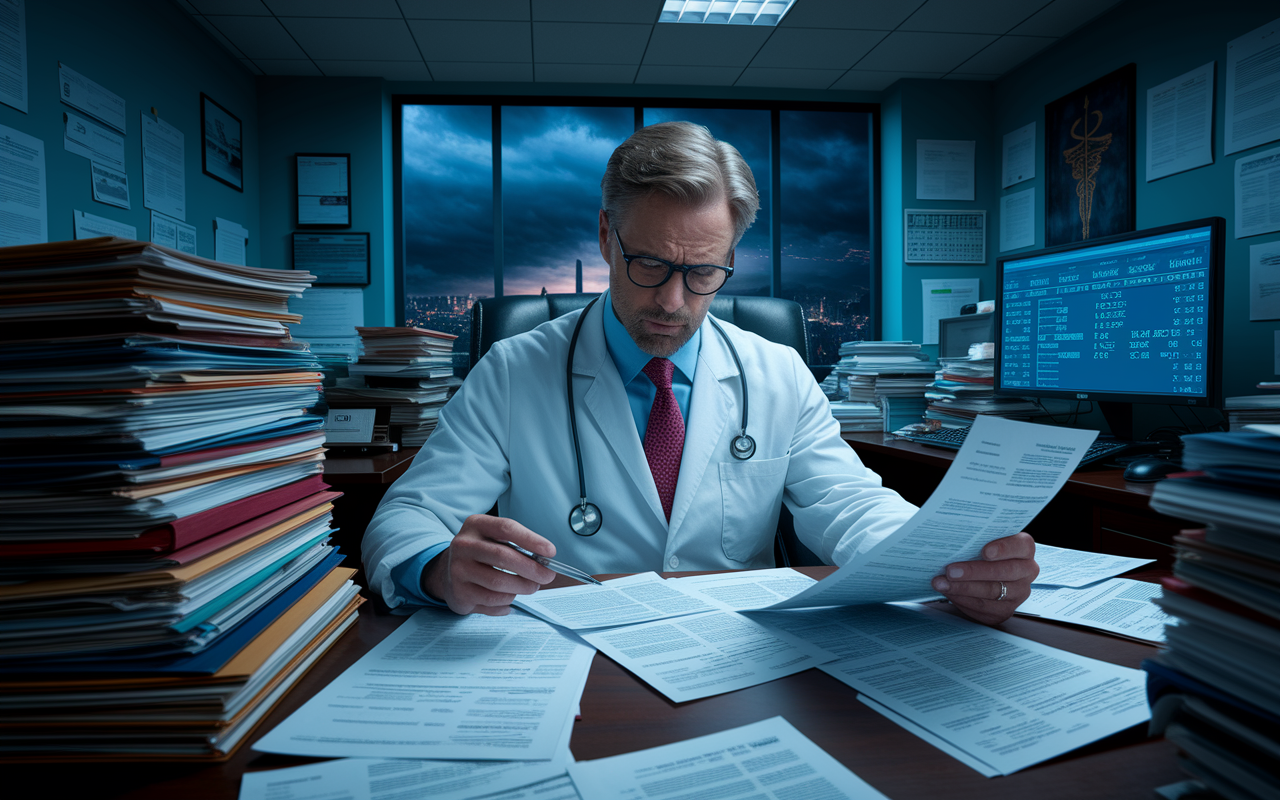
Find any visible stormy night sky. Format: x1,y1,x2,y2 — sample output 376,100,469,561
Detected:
401,104,872,304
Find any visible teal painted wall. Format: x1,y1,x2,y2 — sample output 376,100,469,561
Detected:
0,0,258,263
879,80,998,352
992,0,1280,400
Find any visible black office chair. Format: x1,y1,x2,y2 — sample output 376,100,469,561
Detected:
469,292,823,567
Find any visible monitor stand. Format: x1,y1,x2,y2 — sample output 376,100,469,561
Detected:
1098,401,1135,441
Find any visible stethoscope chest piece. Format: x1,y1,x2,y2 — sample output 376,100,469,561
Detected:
731,433,756,460
569,502,603,536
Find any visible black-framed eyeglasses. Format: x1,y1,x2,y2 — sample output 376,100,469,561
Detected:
613,229,733,296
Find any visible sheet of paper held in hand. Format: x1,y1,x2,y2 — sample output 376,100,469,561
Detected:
764,416,1097,610
252,609,594,760
568,716,890,800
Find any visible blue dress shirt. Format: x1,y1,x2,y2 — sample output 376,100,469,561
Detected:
391,291,701,604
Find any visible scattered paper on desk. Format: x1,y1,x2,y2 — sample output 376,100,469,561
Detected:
1017,578,1170,643
764,416,1097,611
252,609,594,760
667,567,815,610
818,603,1150,775
577,609,832,703
514,571,725,630
569,716,888,800
238,758,571,800
856,695,1000,778
1031,543,1154,588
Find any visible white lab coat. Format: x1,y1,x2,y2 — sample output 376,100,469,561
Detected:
362,300,918,609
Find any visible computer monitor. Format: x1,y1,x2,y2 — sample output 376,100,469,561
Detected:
995,217,1224,440
938,312,994,360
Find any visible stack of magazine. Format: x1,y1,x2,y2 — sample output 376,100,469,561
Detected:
0,237,363,761
925,343,1039,430
1143,427,1280,799
327,326,460,447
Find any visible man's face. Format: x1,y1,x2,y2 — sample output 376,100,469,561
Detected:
598,194,736,358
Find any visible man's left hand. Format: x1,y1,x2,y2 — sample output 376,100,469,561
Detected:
931,532,1039,626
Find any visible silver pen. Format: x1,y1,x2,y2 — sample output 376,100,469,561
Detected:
505,541,604,586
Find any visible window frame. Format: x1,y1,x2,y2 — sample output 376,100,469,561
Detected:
391,94,882,350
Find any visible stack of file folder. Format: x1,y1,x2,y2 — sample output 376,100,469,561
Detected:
1143,427,1280,798
1223,392,1280,431
328,326,460,447
924,344,1039,430
0,237,364,760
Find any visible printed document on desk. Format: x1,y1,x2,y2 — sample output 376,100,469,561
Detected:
252,609,594,760
817,603,1150,775
1018,577,1170,643
763,416,1097,611
514,571,727,630
569,716,889,800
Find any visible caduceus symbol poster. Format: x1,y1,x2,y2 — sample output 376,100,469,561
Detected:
1044,64,1135,246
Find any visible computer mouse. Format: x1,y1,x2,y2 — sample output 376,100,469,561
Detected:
1123,458,1182,482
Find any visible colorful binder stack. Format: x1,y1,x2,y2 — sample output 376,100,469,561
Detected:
0,237,363,760
1143,427,1280,798
328,326,460,447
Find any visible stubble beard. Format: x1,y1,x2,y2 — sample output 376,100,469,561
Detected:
617,302,698,358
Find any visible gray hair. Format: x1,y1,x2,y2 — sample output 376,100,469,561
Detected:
601,121,760,247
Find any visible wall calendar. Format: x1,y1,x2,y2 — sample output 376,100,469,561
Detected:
904,209,987,264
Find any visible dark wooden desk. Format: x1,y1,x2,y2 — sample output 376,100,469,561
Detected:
16,568,1182,799
321,448,420,577
844,432,1198,565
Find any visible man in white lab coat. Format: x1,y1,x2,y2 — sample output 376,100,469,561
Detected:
363,122,1039,624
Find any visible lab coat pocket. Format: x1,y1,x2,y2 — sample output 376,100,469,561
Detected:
719,454,789,563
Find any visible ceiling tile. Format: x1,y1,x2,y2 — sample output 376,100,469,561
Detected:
899,0,1050,34
264,0,402,17
533,0,663,24
282,18,420,61
535,63,640,83
532,22,651,64
239,58,265,75
951,35,1055,74
944,73,1000,80
643,24,773,67
855,31,996,73
735,67,844,89
189,0,269,15
1008,0,1123,37
749,28,886,70
204,16,307,59
635,64,742,85
778,0,922,30
255,59,323,75
194,15,246,58
400,0,530,20
830,70,944,91
428,62,533,81
408,20,532,62
315,60,433,81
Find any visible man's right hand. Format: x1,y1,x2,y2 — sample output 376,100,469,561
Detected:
422,515,558,616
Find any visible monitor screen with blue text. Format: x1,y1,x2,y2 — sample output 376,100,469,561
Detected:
996,219,1222,406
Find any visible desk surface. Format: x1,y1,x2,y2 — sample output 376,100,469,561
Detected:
14,568,1181,800
843,432,1161,510
321,447,419,485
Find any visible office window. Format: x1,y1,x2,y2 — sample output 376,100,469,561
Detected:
398,100,877,368
502,106,632,295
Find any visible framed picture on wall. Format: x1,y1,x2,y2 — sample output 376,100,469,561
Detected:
1044,63,1135,247
200,93,243,192
297,153,351,227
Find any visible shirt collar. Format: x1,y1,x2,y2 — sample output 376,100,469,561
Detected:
602,290,701,385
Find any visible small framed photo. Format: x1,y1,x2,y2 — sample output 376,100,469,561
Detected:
292,231,370,285
297,153,351,227
200,93,243,192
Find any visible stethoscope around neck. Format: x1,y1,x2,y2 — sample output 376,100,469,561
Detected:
565,296,755,536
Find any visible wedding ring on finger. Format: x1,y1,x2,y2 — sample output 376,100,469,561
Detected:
997,581,1007,601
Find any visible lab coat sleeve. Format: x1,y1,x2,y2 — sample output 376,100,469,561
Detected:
780,348,919,566
361,342,515,611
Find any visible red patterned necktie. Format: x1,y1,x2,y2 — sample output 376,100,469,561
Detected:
642,357,684,522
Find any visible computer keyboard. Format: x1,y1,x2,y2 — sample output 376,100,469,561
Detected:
899,425,1134,466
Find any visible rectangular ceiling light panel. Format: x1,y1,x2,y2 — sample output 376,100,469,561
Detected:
659,0,797,25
